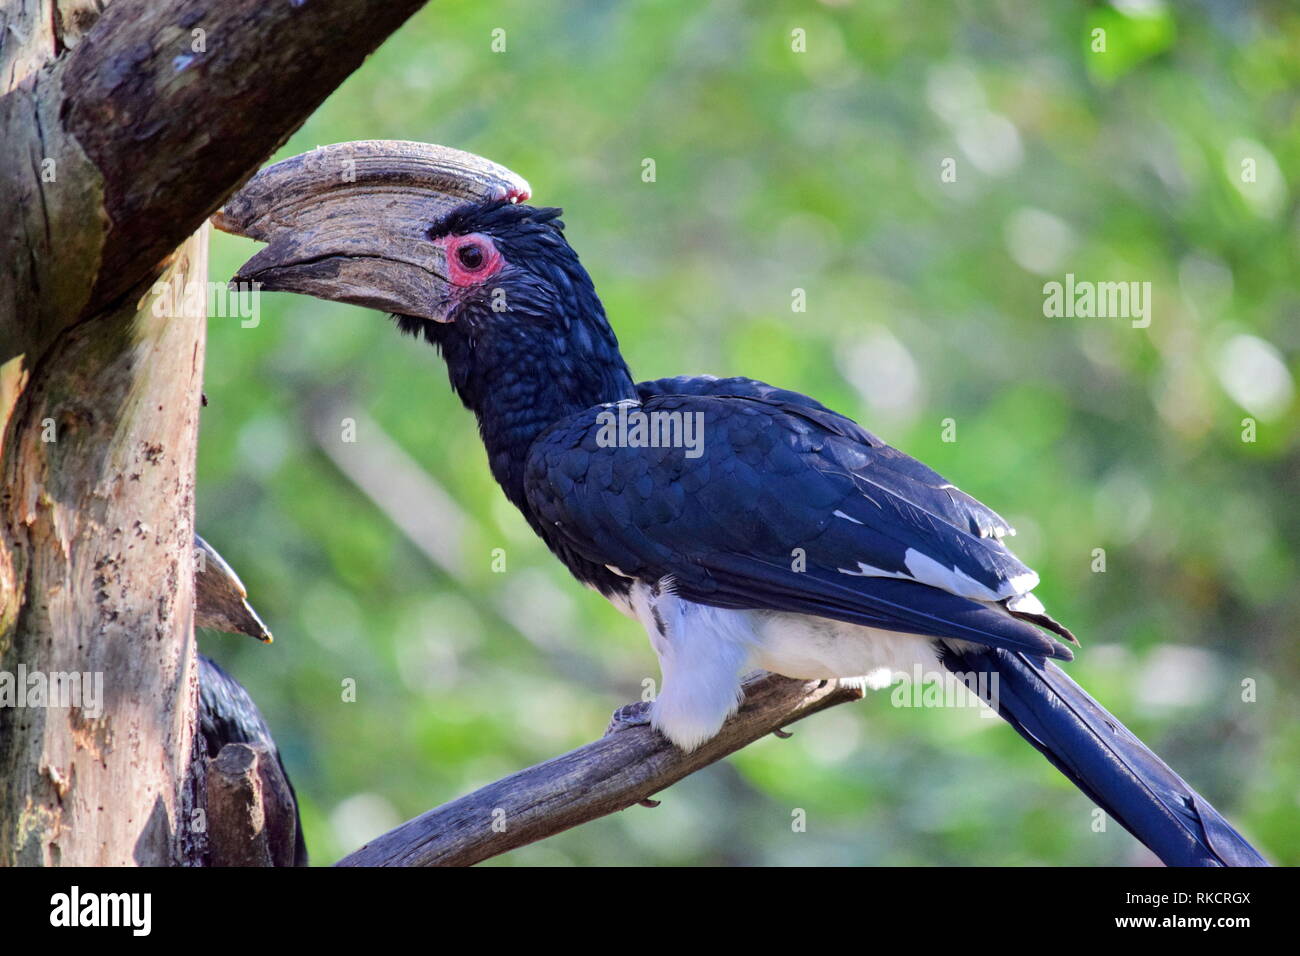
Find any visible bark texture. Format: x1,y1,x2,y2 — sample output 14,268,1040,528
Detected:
0,0,432,866
0,230,208,865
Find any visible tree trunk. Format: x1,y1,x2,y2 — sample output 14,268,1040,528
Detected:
0,0,432,866
0,232,208,865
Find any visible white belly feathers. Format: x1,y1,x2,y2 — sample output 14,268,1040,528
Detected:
606,576,950,751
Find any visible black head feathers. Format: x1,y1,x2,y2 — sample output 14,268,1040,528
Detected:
428,200,566,243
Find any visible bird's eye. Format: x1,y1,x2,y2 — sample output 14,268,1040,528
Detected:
457,243,486,270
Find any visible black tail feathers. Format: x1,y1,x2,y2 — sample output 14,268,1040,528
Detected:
940,644,1266,867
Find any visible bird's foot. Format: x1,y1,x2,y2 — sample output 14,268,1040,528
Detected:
603,701,661,806
604,700,653,737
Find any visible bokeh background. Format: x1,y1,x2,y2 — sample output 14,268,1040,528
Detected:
202,0,1299,865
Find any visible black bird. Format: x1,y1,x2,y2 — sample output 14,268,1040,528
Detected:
195,534,306,866
214,141,1265,867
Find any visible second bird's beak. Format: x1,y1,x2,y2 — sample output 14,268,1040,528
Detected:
212,141,531,321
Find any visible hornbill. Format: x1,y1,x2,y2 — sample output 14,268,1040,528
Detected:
195,534,307,866
214,141,1265,867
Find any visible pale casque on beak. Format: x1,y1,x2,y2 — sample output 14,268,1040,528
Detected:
211,141,531,321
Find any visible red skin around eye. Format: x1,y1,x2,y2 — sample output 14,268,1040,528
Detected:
438,233,506,287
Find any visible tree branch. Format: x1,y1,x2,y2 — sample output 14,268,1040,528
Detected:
206,742,299,867
2,0,434,361
337,674,865,867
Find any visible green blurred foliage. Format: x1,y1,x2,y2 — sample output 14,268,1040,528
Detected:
201,0,1300,865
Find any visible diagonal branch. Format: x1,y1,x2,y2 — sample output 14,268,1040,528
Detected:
336,674,865,867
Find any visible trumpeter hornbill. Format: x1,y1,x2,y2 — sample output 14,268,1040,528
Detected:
195,534,307,866
213,141,1265,867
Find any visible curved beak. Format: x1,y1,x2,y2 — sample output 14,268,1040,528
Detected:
194,534,273,643
212,141,531,321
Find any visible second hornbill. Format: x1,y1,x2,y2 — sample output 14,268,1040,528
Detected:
195,534,307,866
214,141,1264,867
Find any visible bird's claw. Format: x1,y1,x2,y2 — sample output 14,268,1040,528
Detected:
604,701,661,806
604,700,653,737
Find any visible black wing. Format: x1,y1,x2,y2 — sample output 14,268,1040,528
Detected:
636,374,1017,540
525,388,1070,660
